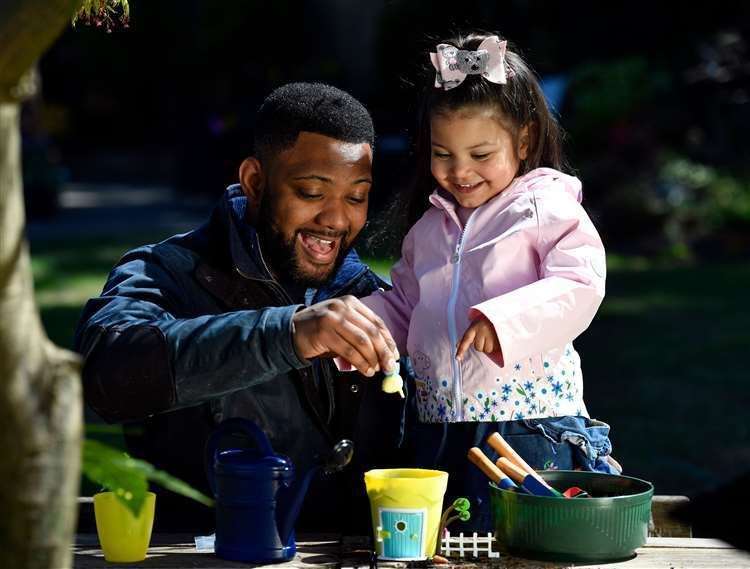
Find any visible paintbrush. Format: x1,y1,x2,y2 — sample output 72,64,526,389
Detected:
496,457,562,497
486,432,556,490
467,447,520,492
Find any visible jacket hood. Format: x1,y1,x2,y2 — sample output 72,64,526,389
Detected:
515,168,582,203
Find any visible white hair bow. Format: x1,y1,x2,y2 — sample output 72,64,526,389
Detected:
430,36,509,91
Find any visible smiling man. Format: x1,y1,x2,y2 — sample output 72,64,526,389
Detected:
74,83,402,532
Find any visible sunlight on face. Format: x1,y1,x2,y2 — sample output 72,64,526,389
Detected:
258,132,373,287
430,107,528,209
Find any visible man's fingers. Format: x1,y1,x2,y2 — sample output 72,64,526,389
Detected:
331,314,388,375
456,327,476,360
349,299,399,371
331,329,379,376
292,297,399,375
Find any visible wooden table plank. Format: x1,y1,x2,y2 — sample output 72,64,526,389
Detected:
73,535,750,569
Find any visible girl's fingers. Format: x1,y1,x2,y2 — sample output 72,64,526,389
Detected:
456,326,476,360
475,332,486,353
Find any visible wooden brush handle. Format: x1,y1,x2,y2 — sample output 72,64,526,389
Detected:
467,447,507,484
495,457,529,485
487,432,551,487
487,433,535,473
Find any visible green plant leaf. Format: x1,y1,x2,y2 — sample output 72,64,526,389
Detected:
82,439,148,517
452,497,470,512
140,464,214,509
82,439,214,517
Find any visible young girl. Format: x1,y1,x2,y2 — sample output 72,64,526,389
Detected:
362,31,620,531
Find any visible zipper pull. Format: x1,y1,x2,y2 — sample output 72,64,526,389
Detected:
451,239,462,263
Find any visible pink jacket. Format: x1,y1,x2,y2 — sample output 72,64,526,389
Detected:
363,168,606,423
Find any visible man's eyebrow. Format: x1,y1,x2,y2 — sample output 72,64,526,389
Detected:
292,174,332,183
292,175,372,185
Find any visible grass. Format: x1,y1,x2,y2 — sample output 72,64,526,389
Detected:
576,261,750,496
30,236,750,501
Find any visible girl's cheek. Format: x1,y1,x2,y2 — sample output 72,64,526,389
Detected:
430,161,443,179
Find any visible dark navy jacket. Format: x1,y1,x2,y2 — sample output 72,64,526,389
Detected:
74,185,405,532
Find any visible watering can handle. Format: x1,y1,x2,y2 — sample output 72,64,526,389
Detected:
204,418,276,495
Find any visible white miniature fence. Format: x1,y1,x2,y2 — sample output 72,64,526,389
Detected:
440,530,500,558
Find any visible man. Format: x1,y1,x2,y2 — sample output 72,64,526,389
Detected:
75,83,402,532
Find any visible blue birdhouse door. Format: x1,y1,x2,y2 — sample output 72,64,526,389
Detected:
379,508,426,560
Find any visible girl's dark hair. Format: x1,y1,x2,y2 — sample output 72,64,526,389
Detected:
400,31,569,235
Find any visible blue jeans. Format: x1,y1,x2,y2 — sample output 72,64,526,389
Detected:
409,417,618,532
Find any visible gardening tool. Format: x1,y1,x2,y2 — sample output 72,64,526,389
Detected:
562,486,590,498
486,432,555,491
467,447,519,491
496,457,561,497
205,418,353,563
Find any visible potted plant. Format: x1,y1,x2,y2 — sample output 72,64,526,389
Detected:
82,431,213,562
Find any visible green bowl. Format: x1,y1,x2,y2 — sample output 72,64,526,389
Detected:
489,470,653,562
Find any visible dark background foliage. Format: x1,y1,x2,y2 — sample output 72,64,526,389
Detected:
26,0,750,517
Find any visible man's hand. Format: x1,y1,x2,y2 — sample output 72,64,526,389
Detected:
456,316,500,361
292,296,398,377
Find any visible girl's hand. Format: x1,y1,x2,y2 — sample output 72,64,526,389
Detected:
456,317,500,360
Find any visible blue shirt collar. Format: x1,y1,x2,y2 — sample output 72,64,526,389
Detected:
222,184,368,300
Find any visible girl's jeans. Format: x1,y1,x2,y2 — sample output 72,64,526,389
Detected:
409,416,619,532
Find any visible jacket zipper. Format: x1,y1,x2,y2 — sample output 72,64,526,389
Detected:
234,265,292,305
233,264,367,429
447,213,475,421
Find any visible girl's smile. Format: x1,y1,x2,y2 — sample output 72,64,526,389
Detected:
430,107,529,209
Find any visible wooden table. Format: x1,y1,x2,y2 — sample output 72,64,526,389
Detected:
73,533,750,568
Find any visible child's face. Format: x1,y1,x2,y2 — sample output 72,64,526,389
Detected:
430,107,529,209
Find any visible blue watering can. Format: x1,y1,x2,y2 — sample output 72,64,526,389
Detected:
205,418,353,563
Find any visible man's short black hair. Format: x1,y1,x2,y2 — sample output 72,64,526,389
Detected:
254,82,375,164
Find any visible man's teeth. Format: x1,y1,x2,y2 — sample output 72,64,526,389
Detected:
306,234,334,246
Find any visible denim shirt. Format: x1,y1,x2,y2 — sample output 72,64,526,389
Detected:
74,185,402,532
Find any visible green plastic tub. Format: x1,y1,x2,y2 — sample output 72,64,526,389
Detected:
489,470,653,562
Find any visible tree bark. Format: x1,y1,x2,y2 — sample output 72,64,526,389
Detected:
0,0,83,99
0,1,85,567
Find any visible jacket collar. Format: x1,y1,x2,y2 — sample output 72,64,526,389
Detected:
219,184,369,298
427,168,582,223
428,175,525,228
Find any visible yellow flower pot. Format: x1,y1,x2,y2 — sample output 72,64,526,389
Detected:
93,491,156,562
365,468,448,560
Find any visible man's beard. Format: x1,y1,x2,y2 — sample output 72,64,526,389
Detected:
255,195,356,288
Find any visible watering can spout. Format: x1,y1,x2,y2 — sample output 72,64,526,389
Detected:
277,466,319,546
277,439,354,545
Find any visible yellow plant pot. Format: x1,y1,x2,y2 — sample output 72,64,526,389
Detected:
93,491,156,562
364,468,448,560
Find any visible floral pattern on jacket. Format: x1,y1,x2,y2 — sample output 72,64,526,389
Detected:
362,168,605,423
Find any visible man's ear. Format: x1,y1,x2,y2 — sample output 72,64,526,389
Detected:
239,157,265,212
518,123,535,161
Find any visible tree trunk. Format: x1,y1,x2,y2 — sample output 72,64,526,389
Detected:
0,1,85,567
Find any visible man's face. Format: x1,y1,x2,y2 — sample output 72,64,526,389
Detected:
256,132,373,288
